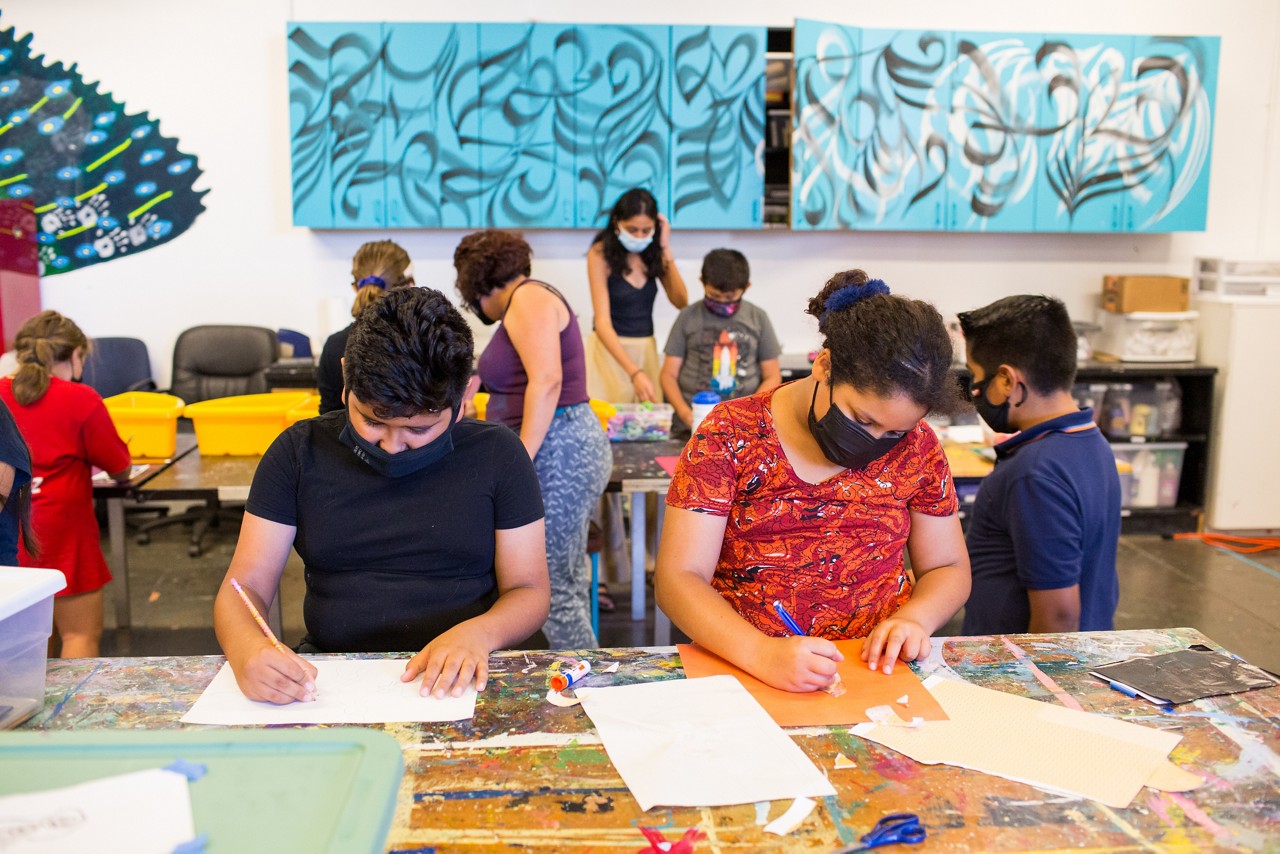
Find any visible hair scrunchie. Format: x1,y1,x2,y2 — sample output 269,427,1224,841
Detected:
356,275,387,290
823,278,890,317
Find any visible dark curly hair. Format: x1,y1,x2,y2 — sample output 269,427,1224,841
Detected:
957,295,1077,395
806,270,962,415
453,230,533,308
591,188,665,280
343,287,474,419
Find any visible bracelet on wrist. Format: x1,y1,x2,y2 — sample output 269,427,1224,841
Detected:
630,368,643,380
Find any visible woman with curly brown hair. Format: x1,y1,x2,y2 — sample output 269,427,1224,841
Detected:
656,271,972,692
456,230,611,649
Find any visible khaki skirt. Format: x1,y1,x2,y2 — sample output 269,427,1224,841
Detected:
585,333,663,404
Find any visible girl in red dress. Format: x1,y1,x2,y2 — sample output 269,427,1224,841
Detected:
1,311,132,657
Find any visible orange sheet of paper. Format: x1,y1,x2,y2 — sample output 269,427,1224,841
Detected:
677,639,948,727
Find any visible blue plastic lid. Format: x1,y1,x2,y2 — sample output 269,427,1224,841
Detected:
692,391,721,404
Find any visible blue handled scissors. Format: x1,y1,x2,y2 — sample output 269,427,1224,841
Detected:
832,813,926,852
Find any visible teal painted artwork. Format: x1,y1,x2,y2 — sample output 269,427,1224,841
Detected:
791,22,1219,233
287,21,765,230
0,19,206,276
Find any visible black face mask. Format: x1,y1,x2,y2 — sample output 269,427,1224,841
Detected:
969,374,1024,434
338,406,458,478
806,382,908,472
470,298,497,326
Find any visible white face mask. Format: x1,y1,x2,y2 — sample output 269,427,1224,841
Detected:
616,230,652,254
402,261,415,282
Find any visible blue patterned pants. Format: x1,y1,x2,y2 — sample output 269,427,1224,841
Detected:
534,403,612,648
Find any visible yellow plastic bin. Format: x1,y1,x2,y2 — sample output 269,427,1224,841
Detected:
184,393,311,456
103,392,186,458
285,394,321,426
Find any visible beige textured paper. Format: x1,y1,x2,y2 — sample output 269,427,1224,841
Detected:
853,676,1196,808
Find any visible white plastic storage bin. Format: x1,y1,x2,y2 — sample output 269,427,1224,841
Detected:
0,567,66,729
1111,442,1187,509
1194,257,1280,299
1095,311,1198,362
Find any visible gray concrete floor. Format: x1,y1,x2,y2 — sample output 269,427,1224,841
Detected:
97,507,1280,675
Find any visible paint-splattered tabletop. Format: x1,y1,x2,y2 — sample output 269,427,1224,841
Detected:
27,629,1280,851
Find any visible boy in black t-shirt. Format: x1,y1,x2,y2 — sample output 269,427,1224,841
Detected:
214,288,550,705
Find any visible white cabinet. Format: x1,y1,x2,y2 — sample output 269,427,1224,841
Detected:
1196,296,1280,530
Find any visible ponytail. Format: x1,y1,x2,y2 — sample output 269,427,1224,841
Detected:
11,310,89,407
350,241,413,318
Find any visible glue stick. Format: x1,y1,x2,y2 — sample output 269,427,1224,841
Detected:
550,660,591,692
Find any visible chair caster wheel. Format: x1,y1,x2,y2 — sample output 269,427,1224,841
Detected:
136,534,150,545
188,544,202,558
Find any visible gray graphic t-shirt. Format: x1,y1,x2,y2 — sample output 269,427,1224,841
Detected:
663,300,780,405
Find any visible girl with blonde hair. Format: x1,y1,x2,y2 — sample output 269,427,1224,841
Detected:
316,240,415,413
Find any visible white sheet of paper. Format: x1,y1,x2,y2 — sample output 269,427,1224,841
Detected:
579,675,836,811
180,659,476,725
92,464,150,483
852,675,1183,808
0,768,195,854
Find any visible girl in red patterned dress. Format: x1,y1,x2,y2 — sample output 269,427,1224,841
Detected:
656,271,972,692
1,311,132,657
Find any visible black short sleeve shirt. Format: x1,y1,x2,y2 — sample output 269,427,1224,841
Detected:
247,411,544,652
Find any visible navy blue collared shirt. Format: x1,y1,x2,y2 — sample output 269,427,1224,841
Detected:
963,408,1122,635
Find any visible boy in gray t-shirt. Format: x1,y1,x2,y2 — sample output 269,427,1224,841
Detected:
661,248,782,434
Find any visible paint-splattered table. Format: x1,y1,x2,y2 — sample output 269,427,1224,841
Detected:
27,628,1280,851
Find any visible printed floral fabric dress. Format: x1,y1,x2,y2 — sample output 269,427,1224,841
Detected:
666,385,957,639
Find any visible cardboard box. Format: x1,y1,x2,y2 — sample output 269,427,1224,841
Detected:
1102,276,1190,313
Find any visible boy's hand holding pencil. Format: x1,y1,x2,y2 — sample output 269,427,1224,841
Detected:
229,578,318,705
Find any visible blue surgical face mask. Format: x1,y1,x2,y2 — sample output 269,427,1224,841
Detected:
806,382,908,471
616,229,652,254
338,406,458,478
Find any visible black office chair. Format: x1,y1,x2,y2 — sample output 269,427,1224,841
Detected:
83,337,158,398
136,326,280,556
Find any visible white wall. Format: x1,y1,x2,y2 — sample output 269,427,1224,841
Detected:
11,0,1280,386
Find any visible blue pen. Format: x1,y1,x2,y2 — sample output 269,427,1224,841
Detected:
1108,680,1139,699
775,600,846,694
772,600,806,636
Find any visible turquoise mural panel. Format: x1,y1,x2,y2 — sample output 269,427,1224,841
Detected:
850,28,952,231
945,32,1041,232
288,23,339,228
1033,34,1137,232
477,23,575,228
382,23,479,228
571,24,671,228
287,22,385,228
790,18,860,230
668,25,765,229
1125,35,1219,232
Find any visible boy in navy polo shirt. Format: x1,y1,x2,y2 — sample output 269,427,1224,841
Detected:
958,295,1121,634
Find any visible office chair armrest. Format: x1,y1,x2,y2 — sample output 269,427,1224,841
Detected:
127,378,159,393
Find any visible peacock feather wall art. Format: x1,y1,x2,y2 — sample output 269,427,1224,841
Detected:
0,19,206,276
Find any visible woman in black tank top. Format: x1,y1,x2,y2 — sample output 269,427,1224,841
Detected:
585,188,689,404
